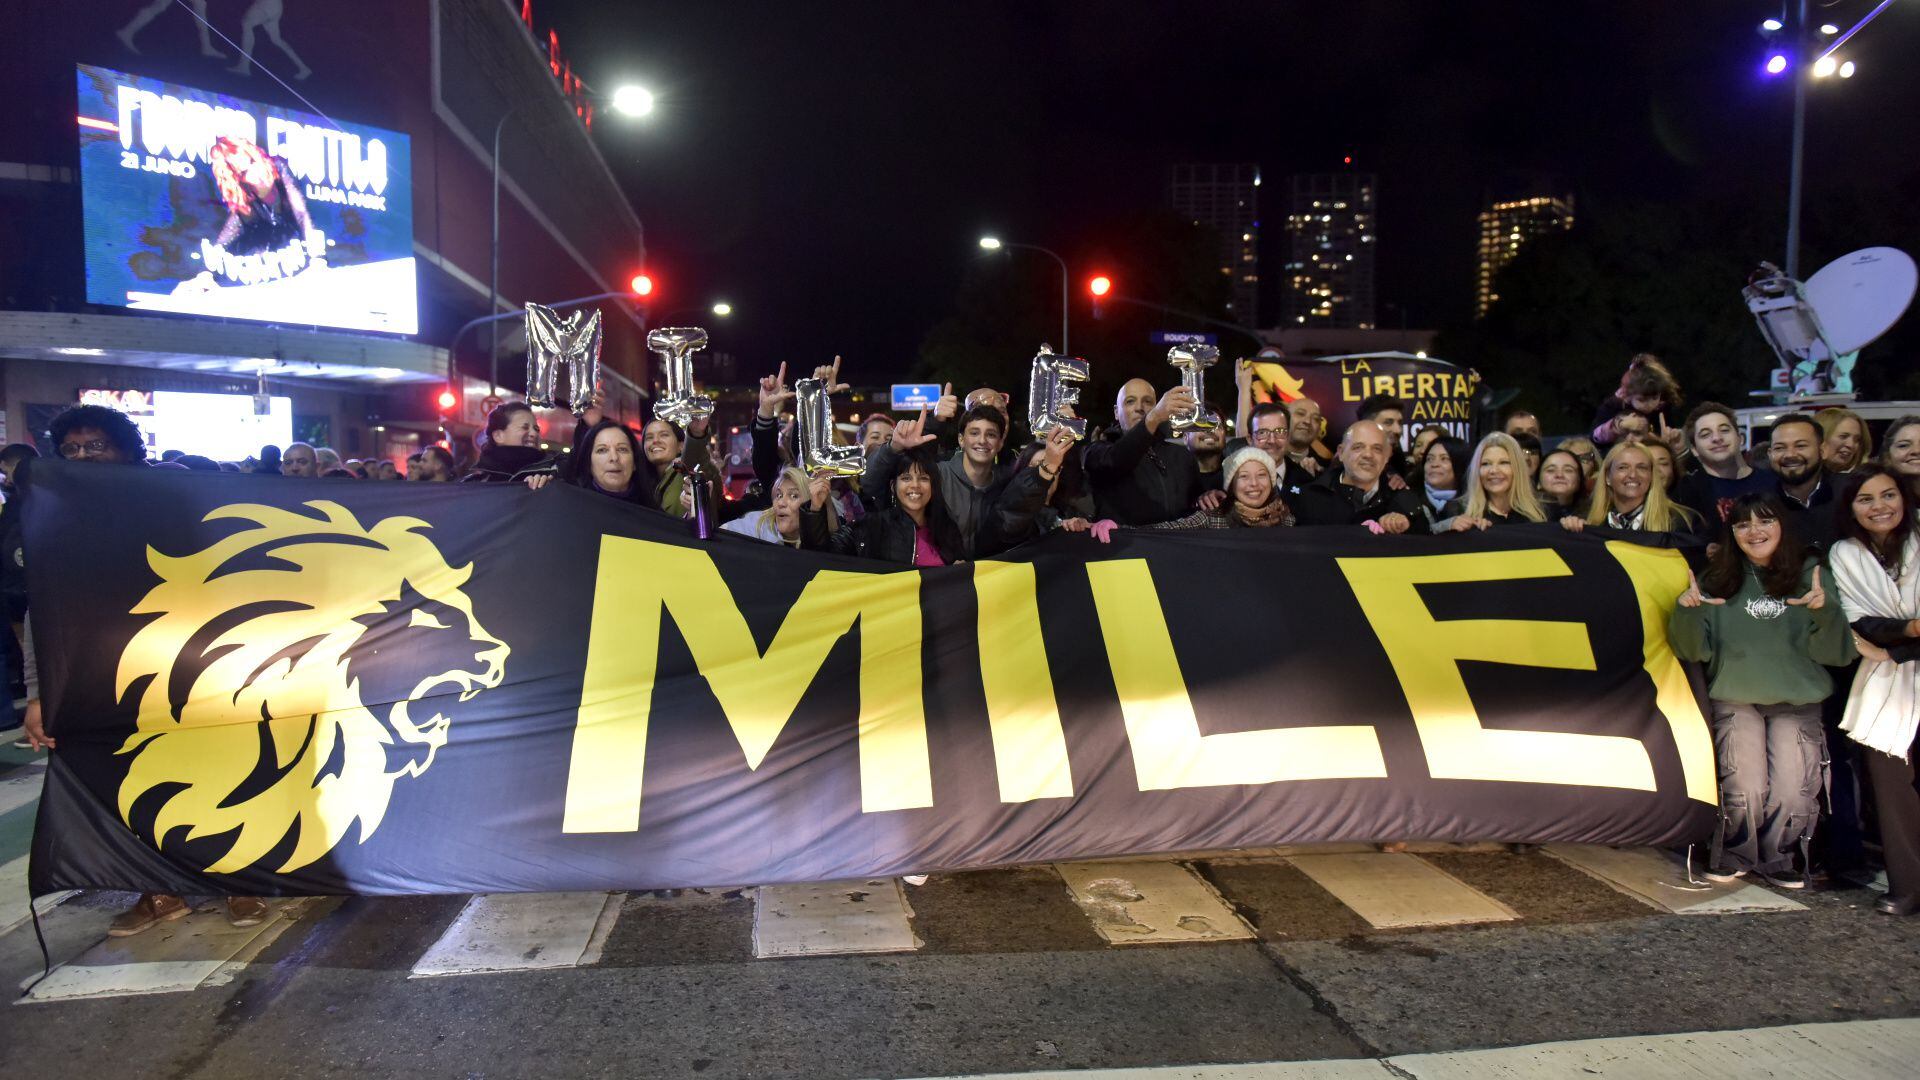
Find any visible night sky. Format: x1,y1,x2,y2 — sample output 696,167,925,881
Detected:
541,0,1920,379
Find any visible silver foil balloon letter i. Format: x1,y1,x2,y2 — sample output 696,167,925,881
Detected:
525,304,604,411
649,327,715,427
1166,344,1221,432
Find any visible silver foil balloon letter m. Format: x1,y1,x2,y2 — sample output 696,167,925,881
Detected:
525,304,604,411
1027,345,1090,439
648,327,715,427
793,378,865,476
1166,344,1221,432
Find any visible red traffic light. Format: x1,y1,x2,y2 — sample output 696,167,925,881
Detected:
631,273,654,297
1088,275,1112,297
437,389,457,411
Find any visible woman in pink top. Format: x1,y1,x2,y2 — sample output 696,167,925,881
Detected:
807,422,965,565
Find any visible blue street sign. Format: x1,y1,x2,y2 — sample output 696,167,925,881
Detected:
1150,331,1218,346
891,383,943,410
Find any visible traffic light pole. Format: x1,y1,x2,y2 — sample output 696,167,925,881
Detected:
1105,293,1267,350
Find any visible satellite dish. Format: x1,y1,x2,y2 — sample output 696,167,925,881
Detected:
1743,246,1915,398
1802,247,1917,355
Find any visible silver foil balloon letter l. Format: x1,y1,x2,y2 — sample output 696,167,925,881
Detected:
793,377,865,476
1166,344,1221,432
1027,344,1090,440
648,327,715,427
525,304,604,411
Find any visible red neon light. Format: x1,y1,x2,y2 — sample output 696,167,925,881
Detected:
521,0,533,27
76,116,119,133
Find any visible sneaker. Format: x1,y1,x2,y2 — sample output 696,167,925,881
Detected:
1701,865,1747,883
901,874,928,886
107,893,191,937
225,896,270,928
1760,868,1807,890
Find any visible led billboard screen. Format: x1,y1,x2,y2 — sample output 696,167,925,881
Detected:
79,388,293,461
76,64,417,335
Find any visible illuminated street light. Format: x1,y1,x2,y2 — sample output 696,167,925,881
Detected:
1820,23,1839,35
978,236,1003,250
1840,59,1857,77
711,302,733,317
1765,53,1789,75
631,273,654,296
1761,18,1784,31
1813,54,1837,77
611,85,656,117
1089,275,1112,297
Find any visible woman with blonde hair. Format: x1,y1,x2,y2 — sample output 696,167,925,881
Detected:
719,466,834,547
1440,433,1547,531
1561,441,1695,535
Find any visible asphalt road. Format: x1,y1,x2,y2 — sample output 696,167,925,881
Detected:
3,841,1917,1079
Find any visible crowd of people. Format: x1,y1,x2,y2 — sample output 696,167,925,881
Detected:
2,350,1918,933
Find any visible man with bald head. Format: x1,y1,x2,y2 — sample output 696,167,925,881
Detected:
1291,420,1427,532
281,442,318,478
1084,377,1224,525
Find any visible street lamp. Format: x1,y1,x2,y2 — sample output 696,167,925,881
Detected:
611,84,655,117
488,83,656,394
977,236,1070,356
710,302,733,317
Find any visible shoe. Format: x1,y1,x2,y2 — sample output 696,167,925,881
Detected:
1875,893,1920,917
901,874,928,886
108,893,191,937
225,896,269,928
1701,865,1747,883
1760,869,1806,890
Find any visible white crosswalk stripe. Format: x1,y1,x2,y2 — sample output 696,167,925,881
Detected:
1054,860,1255,944
410,891,623,977
753,878,920,958
0,760,46,817
18,898,319,1003
1544,843,1807,914
1286,852,1517,929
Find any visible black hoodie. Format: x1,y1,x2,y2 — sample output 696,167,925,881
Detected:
1083,420,1202,526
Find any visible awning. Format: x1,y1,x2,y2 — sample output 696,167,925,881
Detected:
0,311,447,385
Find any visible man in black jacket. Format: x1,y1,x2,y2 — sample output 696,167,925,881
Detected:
1292,420,1428,533
1085,379,1224,525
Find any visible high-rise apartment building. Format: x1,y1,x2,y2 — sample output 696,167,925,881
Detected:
1475,194,1575,317
1283,172,1376,329
1169,163,1261,325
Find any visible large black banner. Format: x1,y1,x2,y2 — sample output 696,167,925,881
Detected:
23,461,1715,897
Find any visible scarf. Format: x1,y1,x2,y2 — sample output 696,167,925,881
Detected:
1831,533,1920,759
1424,486,1456,514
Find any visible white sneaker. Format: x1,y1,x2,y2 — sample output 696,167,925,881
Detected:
901,874,928,886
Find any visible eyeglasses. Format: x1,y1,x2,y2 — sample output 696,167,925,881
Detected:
1251,428,1287,440
57,439,113,459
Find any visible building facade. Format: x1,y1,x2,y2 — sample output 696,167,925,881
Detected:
0,0,648,465
1282,171,1376,330
1168,163,1261,326
1475,194,1574,318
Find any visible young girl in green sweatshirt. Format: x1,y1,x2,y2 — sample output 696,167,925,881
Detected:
1669,492,1855,887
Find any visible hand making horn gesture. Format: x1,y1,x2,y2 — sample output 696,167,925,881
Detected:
1678,568,1725,609
1657,415,1686,457
758,362,795,419
890,409,940,453
1785,567,1826,610
811,356,851,395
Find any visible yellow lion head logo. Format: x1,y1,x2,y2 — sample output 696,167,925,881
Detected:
115,500,509,874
